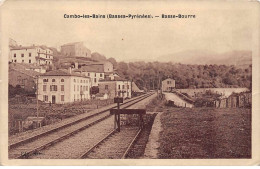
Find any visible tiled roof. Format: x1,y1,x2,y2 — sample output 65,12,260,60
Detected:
100,76,127,82
9,67,41,77
9,63,42,70
163,78,175,82
41,69,88,78
61,42,82,47
74,65,104,73
10,46,36,50
10,45,52,51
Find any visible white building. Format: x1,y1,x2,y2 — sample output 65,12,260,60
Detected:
98,76,132,99
9,45,54,66
162,78,176,92
74,66,105,87
37,69,91,104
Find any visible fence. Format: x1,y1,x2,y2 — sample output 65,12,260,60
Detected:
213,92,251,108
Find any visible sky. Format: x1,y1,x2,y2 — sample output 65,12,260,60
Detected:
2,0,256,62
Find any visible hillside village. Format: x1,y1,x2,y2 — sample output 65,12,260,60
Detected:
9,39,142,104
8,39,252,136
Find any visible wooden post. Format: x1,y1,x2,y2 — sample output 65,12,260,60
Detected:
117,102,120,132
114,112,117,129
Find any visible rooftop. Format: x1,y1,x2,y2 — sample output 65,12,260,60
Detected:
9,66,41,77
100,76,127,82
61,42,83,47
41,69,89,78
9,63,43,70
74,65,104,73
10,45,53,51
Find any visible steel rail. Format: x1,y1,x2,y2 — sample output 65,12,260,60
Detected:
9,93,152,150
12,93,154,159
80,129,117,159
121,128,142,159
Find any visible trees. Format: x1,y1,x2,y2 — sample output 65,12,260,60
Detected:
109,57,251,89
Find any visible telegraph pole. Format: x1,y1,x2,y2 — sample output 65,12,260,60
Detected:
36,75,39,119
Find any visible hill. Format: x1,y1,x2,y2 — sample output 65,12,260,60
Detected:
158,50,252,68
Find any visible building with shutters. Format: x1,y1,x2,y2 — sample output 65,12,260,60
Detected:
9,45,54,65
98,76,132,99
37,69,91,104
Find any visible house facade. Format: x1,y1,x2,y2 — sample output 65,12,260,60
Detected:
74,66,105,87
61,42,91,58
9,46,53,65
162,78,176,92
98,77,132,99
37,70,90,104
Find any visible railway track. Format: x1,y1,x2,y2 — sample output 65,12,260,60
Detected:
80,126,142,159
9,93,154,159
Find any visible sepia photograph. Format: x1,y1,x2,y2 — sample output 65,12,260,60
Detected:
0,0,259,166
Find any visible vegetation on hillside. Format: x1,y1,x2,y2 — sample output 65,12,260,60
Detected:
50,48,252,90
114,61,252,90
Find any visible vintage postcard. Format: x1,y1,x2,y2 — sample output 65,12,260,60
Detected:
0,0,260,166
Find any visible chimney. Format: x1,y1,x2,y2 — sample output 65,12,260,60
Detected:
68,67,72,74
75,62,78,69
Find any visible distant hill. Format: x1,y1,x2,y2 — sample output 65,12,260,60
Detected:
158,50,252,68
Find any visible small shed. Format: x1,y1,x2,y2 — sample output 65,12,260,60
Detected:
24,116,45,129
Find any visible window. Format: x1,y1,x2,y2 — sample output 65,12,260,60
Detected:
43,85,47,91
61,95,64,101
95,73,96,77
14,53,16,57
105,85,108,90
88,73,90,76
81,80,82,83
80,86,82,91
29,53,31,57
21,54,24,57
127,85,129,89
50,85,58,91
61,85,64,91
29,60,31,63
100,74,103,77
52,79,55,82
22,60,24,63
74,79,76,82
86,86,88,91
94,78,96,83
77,85,79,91
118,85,120,89
61,79,64,82
74,85,75,91
43,95,48,102
14,60,16,62
122,85,125,89
43,79,48,82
